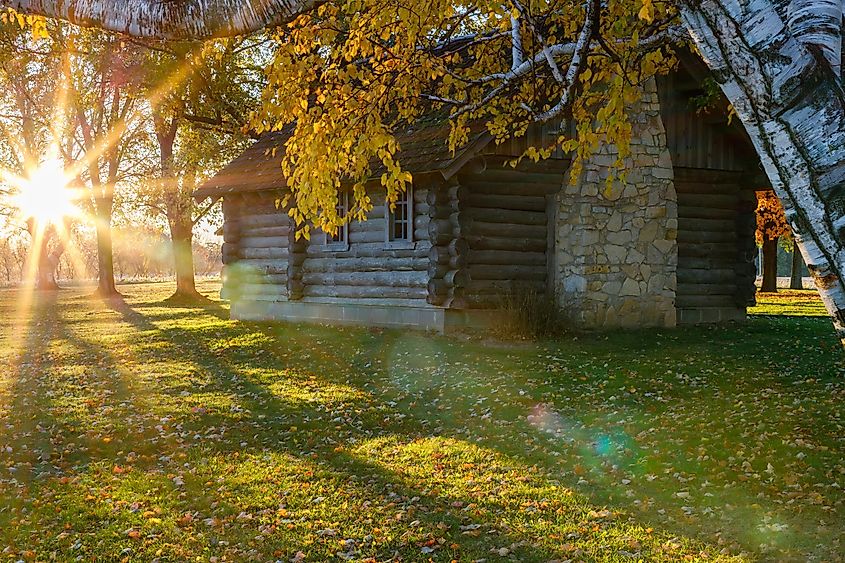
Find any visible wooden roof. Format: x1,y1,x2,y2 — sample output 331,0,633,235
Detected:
194,122,492,201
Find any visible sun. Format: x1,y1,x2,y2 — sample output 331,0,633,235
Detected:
11,158,80,225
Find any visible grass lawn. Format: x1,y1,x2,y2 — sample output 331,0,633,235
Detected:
0,281,843,562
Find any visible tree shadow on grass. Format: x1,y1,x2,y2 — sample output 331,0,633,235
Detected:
65,296,747,560
0,296,576,560
151,298,844,561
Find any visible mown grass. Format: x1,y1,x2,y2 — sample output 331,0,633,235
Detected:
749,289,829,317
0,281,842,562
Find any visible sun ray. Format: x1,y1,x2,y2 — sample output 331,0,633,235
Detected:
64,47,205,184
6,219,47,361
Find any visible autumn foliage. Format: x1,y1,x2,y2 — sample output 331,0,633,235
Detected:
755,190,791,246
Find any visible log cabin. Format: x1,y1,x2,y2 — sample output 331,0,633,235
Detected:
195,58,763,331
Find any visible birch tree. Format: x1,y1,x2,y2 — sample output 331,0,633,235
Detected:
5,0,845,345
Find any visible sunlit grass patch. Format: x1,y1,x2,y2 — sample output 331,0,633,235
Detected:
0,281,841,561
749,289,827,316
259,368,371,406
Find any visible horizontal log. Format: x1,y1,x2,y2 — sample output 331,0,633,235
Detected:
304,242,428,258
675,181,742,195
239,236,291,249
362,205,386,220
677,230,737,244
469,169,565,186
681,218,736,233
676,283,736,296
232,260,289,275
467,207,546,226
675,193,738,210
303,256,427,272
234,283,288,296
303,285,428,299
465,279,546,295
677,256,736,270
303,296,430,308
468,264,547,281
347,218,386,234
466,193,547,212
469,249,546,266
469,221,547,239
675,296,741,309
238,225,291,238
676,268,736,284
349,229,388,244
462,181,553,197
241,247,290,260
413,187,429,203
302,271,426,287
464,235,547,252
677,205,736,220
673,168,747,184
677,242,738,259
232,294,291,303
238,213,291,228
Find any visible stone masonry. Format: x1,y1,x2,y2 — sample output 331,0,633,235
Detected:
554,78,678,328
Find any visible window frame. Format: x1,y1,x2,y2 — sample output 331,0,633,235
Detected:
322,190,350,252
384,184,415,250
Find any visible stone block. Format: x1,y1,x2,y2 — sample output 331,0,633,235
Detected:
607,230,632,245
563,275,587,294
606,244,628,263
627,249,645,264
620,278,641,296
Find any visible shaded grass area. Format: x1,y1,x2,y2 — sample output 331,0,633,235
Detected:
0,281,843,562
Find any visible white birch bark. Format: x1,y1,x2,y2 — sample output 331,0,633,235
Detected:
680,0,845,346
1,0,317,39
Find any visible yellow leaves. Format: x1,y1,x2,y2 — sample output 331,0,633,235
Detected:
1,8,49,39
756,191,792,244
638,0,655,23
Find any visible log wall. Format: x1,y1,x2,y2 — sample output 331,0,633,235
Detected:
221,191,293,302
675,167,757,323
451,163,563,308
300,186,432,306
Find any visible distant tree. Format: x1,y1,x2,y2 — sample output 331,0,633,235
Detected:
63,28,152,297
136,38,257,300
756,191,792,293
789,245,804,290
0,16,70,289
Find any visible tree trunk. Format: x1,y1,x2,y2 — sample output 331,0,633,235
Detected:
680,0,845,346
34,225,59,290
790,247,804,289
170,217,201,299
761,238,778,293
5,0,318,39
94,195,118,296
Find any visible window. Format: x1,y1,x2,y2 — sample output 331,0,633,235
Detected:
386,185,413,246
323,191,349,250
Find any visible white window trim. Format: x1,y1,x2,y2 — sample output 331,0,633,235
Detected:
322,190,350,251
384,184,415,250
